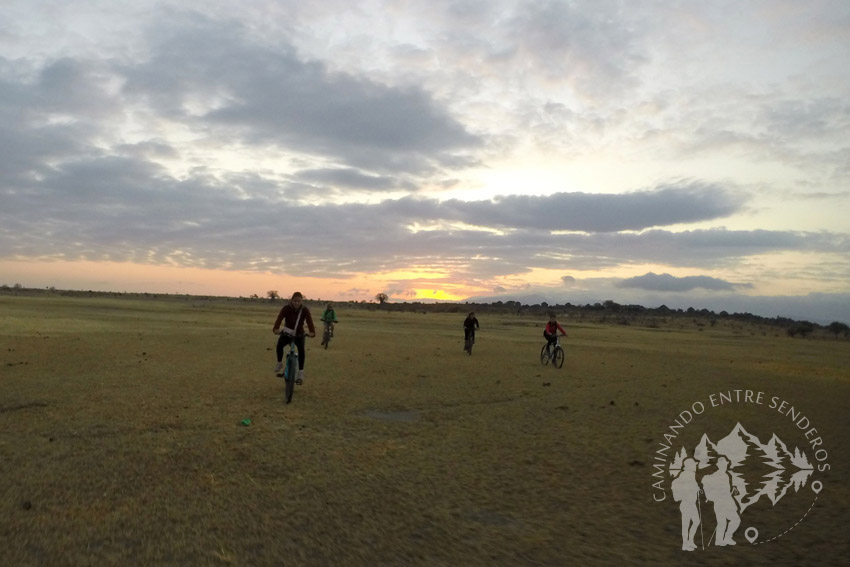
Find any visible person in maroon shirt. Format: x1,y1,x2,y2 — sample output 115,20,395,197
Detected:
272,291,316,384
543,313,567,349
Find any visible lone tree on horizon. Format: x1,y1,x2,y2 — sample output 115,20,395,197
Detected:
375,292,388,305
267,290,280,301
828,321,849,338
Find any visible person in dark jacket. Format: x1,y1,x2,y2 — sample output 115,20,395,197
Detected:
272,291,315,384
463,312,480,349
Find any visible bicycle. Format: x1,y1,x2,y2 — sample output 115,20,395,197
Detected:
464,330,475,355
322,321,333,349
277,341,299,404
540,335,565,368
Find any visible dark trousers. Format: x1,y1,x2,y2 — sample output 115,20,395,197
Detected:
276,334,306,370
544,331,557,347
464,327,475,342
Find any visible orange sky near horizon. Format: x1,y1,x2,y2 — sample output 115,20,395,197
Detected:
4,256,837,304
0,259,481,302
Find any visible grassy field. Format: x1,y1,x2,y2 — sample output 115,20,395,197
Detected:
1,294,848,566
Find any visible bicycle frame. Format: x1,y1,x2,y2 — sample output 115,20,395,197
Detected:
464,329,476,354
282,340,299,403
283,342,298,378
321,320,334,349
541,335,565,368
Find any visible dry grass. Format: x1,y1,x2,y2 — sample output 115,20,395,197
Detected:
1,295,848,566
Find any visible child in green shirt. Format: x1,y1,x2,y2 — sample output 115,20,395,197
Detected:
320,303,338,345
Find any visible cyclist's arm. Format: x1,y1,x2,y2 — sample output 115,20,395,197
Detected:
272,306,287,334
557,323,567,335
305,310,316,337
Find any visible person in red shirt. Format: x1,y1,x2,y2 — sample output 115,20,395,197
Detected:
544,313,567,350
272,291,316,384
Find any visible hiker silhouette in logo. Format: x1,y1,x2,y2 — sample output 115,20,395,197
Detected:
701,456,740,546
670,457,700,551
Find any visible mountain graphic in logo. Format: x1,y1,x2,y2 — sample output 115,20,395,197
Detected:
669,423,813,513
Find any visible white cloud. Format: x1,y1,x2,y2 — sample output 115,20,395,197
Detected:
118,11,480,174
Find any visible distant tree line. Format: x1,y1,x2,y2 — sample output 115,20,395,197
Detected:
316,297,850,339
2,284,848,339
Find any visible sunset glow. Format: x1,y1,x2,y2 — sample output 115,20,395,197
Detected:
1,2,849,322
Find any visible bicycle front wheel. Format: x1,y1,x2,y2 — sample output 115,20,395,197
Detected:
540,344,550,365
553,346,565,368
323,328,331,349
285,355,297,404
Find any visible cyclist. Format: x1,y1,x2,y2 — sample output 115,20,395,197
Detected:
463,312,479,350
320,303,338,346
543,313,567,353
272,291,316,384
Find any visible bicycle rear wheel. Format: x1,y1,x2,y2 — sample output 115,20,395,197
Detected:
553,346,565,368
284,354,297,404
540,344,550,365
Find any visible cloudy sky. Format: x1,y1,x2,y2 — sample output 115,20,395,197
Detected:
2,1,849,322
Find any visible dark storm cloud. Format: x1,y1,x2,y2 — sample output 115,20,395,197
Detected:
617,272,753,292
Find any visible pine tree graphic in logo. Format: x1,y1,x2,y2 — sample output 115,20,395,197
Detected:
668,423,814,551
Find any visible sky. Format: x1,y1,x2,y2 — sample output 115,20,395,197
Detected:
1,1,849,323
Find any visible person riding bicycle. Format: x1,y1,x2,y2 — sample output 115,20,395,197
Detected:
320,303,338,346
272,291,316,384
543,313,567,352
463,312,480,346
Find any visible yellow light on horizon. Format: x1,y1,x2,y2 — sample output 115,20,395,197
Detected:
411,289,465,301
